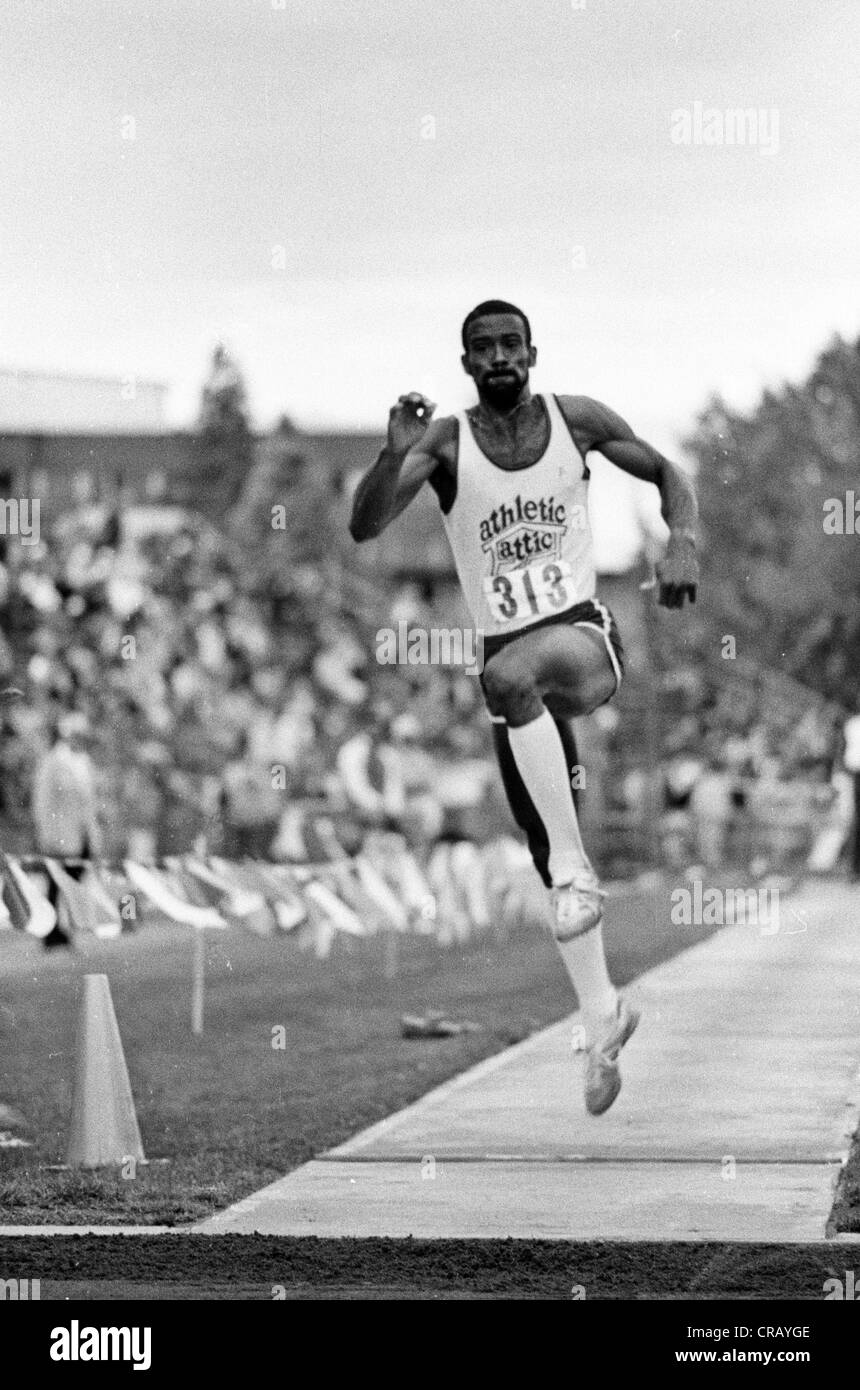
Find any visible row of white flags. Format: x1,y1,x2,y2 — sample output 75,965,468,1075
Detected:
0,834,539,958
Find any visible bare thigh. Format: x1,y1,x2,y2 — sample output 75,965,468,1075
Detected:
482,622,617,726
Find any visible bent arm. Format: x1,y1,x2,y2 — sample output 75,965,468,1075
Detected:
563,396,697,540
601,439,697,542
560,395,699,607
348,438,440,541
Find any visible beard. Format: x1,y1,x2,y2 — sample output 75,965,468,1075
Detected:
481,371,524,409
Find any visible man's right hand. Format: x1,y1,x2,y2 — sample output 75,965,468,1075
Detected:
387,392,436,456
350,393,440,541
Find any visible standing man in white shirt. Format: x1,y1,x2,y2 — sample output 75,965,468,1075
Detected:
841,713,860,880
31,713,103,948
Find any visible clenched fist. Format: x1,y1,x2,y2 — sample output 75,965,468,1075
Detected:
655,534,699,608
387,392,436,456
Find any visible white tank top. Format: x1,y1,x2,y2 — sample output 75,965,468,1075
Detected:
441,393,595,636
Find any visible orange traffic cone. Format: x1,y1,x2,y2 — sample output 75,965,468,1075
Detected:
66,973,145,1168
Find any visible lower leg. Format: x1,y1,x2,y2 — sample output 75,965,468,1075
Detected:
492,715,616,1037
484,635,620,1037
483,628,614,888
555,921,617,1041
506,709,593,885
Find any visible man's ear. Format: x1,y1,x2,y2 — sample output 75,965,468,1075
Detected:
528,344,537,368
460,352,473,377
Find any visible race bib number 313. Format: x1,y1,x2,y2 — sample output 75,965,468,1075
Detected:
483,559,574,626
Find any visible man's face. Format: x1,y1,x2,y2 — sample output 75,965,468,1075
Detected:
461,313,536,406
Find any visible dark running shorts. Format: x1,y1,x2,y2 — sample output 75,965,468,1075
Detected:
480,596,625,689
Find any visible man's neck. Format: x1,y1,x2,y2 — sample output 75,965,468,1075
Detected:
473,385,534,424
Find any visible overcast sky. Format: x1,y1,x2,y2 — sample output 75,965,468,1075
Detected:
1,1,857,481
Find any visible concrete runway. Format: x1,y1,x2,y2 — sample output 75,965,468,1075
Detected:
196,880,860,1242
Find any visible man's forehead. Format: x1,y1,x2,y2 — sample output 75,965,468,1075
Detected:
466,313,527,343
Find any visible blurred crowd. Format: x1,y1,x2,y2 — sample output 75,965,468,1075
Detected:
0,503,501,863
651,665,846,874
0,498,854,880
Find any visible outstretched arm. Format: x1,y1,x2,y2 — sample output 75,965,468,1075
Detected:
349,392,442,542
560,395,699,608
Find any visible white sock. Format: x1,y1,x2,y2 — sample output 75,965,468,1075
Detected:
507,709,592,885
556,923,617,1043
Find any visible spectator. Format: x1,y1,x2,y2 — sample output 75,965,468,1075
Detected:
31,713,103,948
689,759,733,868
842,712,860,880
220,733,284,860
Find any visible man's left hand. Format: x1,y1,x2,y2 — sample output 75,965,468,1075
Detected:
655,536,698,608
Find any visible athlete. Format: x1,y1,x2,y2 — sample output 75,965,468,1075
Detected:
349,300,698,1113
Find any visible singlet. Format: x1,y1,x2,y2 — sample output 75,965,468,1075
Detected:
439,392,596,636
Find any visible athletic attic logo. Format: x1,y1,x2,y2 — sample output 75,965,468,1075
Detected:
479,494,585,574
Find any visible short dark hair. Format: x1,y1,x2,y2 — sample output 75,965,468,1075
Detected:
461,300,531,350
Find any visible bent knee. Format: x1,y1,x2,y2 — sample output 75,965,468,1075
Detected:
482,656,543,726
551,652,617,718
577,663,617,715
543,667,616,721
